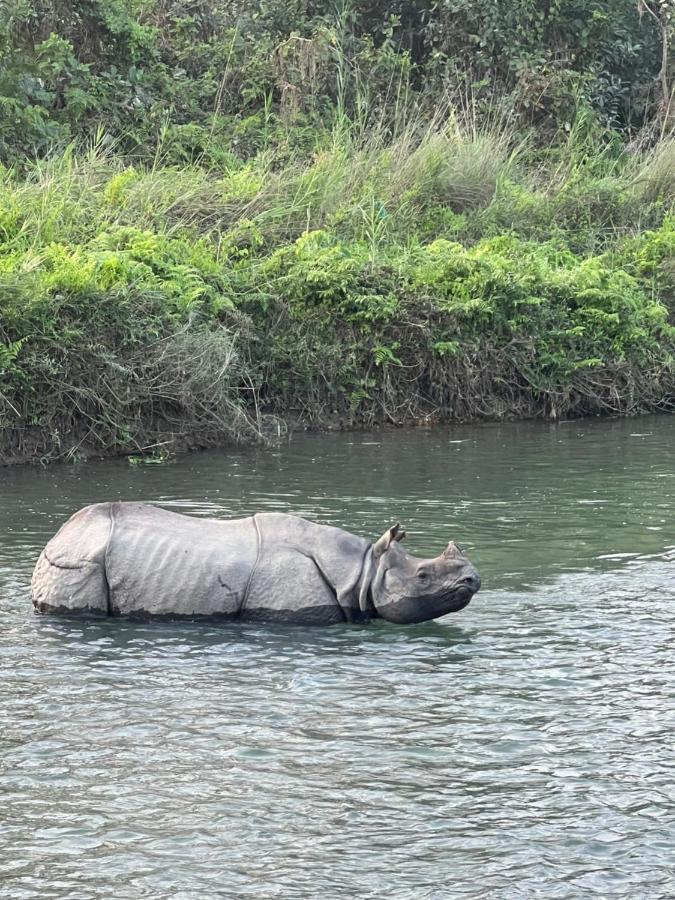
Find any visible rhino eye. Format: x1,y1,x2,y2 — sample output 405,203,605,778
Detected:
418,571,429,580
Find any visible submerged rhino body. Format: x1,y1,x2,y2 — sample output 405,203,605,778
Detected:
32,503,480,626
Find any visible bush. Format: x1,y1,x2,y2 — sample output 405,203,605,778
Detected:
0,0,666,169
2,114,675,462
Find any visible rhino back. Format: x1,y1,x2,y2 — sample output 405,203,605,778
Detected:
106,503,257,619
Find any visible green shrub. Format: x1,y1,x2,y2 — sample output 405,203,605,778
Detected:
2,121,675,462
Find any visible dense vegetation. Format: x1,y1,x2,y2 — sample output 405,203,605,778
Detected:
2,1,675,462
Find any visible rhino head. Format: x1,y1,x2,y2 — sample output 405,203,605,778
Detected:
364,523,481,624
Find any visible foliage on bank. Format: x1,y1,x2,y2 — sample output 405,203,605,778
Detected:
0,0,668,168
1,118,675,461
2,2,675,460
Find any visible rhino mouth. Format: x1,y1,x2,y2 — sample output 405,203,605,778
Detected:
447,571,481,605
416,583,475,614
446,585,473,612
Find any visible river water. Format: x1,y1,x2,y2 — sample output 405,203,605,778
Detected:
1,418,674,898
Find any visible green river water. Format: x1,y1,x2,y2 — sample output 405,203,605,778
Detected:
1,417,673,898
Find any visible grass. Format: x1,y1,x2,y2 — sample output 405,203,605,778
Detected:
1,110,675,463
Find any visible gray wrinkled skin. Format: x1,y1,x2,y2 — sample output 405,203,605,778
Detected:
32,503,481,626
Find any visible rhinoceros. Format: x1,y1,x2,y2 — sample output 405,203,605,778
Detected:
31,503,480,626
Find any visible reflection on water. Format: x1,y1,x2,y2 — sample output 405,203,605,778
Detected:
1,417,674,897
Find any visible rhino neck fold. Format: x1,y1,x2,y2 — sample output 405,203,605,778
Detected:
359,547,375,615
357,548,378,619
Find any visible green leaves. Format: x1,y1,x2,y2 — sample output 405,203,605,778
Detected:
0,337,25,375
373,342,402,366
0,102,674,450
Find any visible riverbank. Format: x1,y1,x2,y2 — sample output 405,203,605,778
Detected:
2,123,675,466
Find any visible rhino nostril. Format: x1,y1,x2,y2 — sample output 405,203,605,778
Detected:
459,572,481,592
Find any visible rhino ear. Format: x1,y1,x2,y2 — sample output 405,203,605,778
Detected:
373,522,406,558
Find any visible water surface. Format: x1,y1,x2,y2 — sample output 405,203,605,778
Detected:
1,418,674,898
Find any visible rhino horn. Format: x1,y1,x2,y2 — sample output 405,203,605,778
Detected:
443,541,462,558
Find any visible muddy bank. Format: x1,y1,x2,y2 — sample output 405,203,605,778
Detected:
3,378,674,467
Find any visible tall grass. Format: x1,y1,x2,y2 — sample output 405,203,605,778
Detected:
1,111,523,248
633,137,675,206
2,105,675,463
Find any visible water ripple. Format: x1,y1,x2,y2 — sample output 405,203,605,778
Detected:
1,419,674,897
